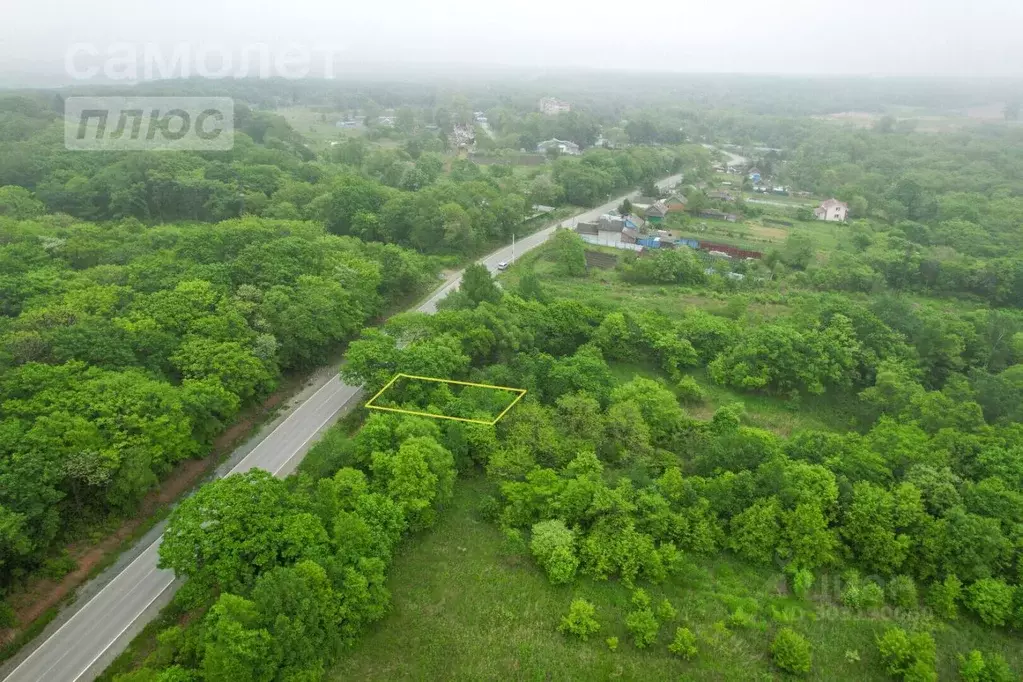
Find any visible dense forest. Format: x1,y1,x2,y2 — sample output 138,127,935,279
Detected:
1,74,1023,680
0,215,437,589
0,89,698,606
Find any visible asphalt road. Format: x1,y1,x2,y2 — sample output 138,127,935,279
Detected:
702,144,749,169
1,173,681,682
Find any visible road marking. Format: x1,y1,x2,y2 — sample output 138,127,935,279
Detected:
271,385,362,476
68,571,176,682
4,542,164,679
233,380,349,475
225,374,344,475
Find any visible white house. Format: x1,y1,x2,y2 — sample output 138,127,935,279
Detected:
536,138,580,155
814,198,849,222
539,97,571,116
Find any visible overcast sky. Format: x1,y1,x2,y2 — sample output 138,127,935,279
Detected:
2,0,1022,81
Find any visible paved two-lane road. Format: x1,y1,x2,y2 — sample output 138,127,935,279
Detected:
1,173,681,682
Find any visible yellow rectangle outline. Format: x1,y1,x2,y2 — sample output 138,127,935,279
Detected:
364,373,526,425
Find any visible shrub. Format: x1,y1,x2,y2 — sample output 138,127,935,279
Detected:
841,582,862,609
477,495,500,522
770,628,812,675
982,654,1015,682
530,519,579,585
0,599,15,628
40,553,77,580
965,578,1015,627
728,607,756,629
625,608,660,649
655,598,677,622
926,574,961,620
658,542,687,577
606,636,618,651
676,376,706,404
501,527,528,556
876,628,937,681
631,588,651,610
792,569,814,599
886,575,918,610
558,598,600,641
844,574,885,611
958,650,1015,682
859,582,885,610
668,627,698,660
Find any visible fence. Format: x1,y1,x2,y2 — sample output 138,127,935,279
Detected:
579,235,644,252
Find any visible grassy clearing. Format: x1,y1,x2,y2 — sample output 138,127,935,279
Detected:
277,106,355,145
666,217,782,252
330,479,777,682
607,361,858,436
329,480,1023,682
516,256,792,320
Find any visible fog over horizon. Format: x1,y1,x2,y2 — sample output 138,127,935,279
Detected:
1,0,1022,84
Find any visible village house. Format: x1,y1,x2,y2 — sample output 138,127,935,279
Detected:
645,200,669,224
574,215,632,245
451,124,476,149
536,138,580,156
814,198,849,222
597,214,625,232
623,213,646,230
539,97,571,116
748,167,762,183
665,194,688,212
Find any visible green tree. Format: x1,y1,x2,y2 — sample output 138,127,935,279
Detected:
170,338,275,402
159,471,327,603
0,185,45,219
558,598,600,640
460,263,502,306
926,574,962,620
250,560,341,677
771,628,812,675
728,496,781,565
886,575,918,610
668,627,698,660
841,482,920,574
876,628,937,682
965,579,1015,627
202,593,278,682
549,229,587,276
778,503,836,571
530,519,579,585
371,436,454,532
625,606,660,649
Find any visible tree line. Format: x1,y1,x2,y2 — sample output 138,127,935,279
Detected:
0,93,707,257
0,214,438,598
